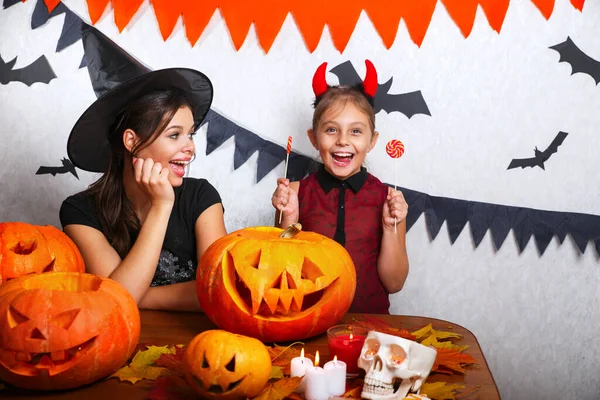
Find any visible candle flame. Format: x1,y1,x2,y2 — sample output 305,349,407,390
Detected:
300,348,304,358
333,355,337,364
315,350,320,366
350,333,353,340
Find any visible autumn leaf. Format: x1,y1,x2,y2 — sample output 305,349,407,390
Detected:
432,348,476,374
411,324,462,342
269,366,284,379
251,376,302,400
421,335,468,352
286,393,304,400
268,343,312,375
147,375,198,400
420,382,465,399
155,345,187,376
109,345,178,384
352,316,416,341
342,385,363,398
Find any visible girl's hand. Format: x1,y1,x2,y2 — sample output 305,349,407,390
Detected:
132,157,175,207
271,178,299,220
382,187,408,230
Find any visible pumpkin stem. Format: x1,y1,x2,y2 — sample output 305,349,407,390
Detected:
279,223,302,239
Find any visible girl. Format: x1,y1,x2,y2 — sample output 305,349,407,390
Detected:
60,66,226,311
272,60,409,314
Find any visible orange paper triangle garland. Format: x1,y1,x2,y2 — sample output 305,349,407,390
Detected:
40,0,586,53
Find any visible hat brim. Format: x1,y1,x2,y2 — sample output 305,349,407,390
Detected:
67,68,213,173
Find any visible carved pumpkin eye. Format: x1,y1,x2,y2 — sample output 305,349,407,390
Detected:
201,354,210,369
7,306,29,328
225,355,235,372
300,258,324,282
10,240,38,255
52,309,81,330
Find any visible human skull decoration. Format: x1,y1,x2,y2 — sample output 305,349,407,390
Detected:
357,331,437,399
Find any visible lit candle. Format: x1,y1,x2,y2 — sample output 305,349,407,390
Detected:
290,348,314,393
304,351,329,400
327,326,368,377
323,355,346,396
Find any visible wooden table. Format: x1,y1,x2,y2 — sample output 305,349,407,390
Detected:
1,311,500,399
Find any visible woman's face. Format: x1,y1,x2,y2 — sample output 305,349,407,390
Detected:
135,106,196,187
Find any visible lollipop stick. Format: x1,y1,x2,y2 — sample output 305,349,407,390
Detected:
394,159,397,234
278,153,290,225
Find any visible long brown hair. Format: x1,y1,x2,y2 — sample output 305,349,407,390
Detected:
311,86,376,133
81,90,194,258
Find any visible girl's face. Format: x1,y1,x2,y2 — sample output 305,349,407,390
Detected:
308,101,378,180
134,106,196,187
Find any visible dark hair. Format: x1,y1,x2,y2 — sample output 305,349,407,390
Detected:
312,86,376,133
81,90,194,258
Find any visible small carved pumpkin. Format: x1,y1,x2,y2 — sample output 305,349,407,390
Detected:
184,330,271,400
196,225,356,342
0,222,85,284
0,272,140,390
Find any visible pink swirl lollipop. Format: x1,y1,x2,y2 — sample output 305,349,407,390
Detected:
386,139,405,158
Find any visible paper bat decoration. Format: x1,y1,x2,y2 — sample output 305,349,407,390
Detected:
507,131,568,170
36,158,79,179
0,54,57,86
549,37,600,85
329,61,431,118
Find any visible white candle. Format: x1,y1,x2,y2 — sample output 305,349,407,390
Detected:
290,348,314,393
304,351,329,400
323,356,346,396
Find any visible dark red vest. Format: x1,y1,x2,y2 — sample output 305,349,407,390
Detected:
298,170,390,314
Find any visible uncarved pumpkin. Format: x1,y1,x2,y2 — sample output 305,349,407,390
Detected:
184,330,271,400
196,225,356,342
0,222,85,284
0,272,140,390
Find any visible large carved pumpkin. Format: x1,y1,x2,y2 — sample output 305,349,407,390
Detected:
0,272,140,390
0,222,85,284
184,330,271,400
196,225,356,342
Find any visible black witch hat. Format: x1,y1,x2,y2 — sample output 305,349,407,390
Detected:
67,24,213,173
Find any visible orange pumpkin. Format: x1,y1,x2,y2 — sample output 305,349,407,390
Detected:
184,330,271,400
0,272,140,390
0,222,85,284
196,225,356,342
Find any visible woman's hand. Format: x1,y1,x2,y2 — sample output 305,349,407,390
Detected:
272,178,299,223
133,157,175,207
382,187,408,230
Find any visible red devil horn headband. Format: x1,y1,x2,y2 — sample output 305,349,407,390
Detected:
312,60,378,99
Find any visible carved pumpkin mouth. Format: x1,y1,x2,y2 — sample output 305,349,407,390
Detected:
0,336,97,377
192,375,245,393
227,250,338,317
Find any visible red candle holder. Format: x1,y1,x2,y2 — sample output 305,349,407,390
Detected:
327,324,368,377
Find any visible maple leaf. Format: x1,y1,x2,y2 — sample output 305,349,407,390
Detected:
109,345,177,384
251,376,302,400
352,316,416,340
420,382,465,399
269,366,284,379
268,343,312,375
342,385,363,398
411,324,462,342
432,348,476,374
155,345,187,377
147,375,198,400
421,335,468,352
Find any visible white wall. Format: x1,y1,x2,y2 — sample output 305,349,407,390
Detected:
1,1,599,399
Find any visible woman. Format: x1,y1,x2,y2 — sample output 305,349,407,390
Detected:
60,66,226,311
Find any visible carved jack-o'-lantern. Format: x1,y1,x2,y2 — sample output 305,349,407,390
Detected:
0,272,140,390
184,330,271,400
0,222,85,284
197,225,356,342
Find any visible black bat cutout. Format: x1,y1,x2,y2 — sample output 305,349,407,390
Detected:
0,54,57,86
329,61,431,118
507,131,568,170
36,158,79,179
549,37,600,85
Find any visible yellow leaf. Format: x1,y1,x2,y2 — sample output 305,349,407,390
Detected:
412,324,462,342
411,324,434,340
421,335,468,352
108,345,177,384
269,366,284,379
420,382,465,399
251,376,302,400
